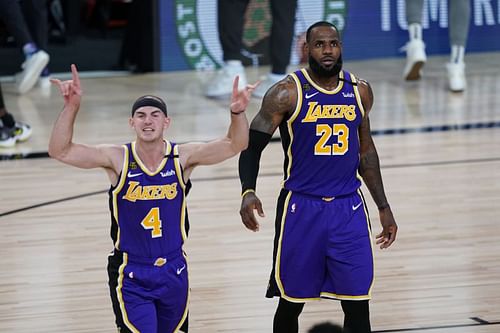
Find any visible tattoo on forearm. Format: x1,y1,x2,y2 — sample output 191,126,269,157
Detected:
359,150,388,208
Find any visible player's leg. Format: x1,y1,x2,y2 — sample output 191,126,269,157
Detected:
108,252,158,332
205,0,249,97
252,0,297,97
447,0,470,92
156,256,189,333
323,191,374,333
267,190,327,300
341,300,371,333
403,0,426,80
273,298,305,333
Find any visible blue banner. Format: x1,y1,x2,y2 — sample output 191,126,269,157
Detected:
159,0,500,71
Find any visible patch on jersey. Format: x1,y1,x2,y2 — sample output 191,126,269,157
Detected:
129,161,138,170
302,83,312,92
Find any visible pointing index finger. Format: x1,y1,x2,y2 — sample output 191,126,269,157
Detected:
71,64,80,88
232,75,239,96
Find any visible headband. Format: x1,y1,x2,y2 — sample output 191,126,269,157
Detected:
131,95,168,116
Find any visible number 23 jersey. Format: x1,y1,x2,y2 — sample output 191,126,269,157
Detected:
281,69,365,198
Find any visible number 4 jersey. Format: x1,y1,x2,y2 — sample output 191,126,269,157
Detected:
108,141,188,258
281,69,365,198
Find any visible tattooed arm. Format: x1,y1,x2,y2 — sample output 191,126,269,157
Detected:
238,76,297,231
358,78,398,249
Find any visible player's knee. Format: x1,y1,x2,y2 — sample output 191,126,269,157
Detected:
276,298,305,317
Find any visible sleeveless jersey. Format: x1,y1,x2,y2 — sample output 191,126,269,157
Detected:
280,69,365,197
108,141,187,258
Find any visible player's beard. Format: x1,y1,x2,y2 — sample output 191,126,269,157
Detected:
309,53,343,78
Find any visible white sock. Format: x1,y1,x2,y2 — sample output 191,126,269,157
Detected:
408,23,422,41
450,45,465,64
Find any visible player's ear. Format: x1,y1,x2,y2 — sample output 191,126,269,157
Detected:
302,41,309,58
163,116,171,129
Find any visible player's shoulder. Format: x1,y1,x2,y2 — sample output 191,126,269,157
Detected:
262,75,297,110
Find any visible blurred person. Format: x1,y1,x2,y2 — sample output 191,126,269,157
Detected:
206,0,297,98
238,21,398,333
0,0,50,93
0,82,32,148
403,0,470,92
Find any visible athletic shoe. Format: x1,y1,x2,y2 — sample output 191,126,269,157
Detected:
446,62,466,92
0,127,15,148
253,73,286,98
12,122,32,142
402,39,426,81
205,60,247,98
15,50,50,94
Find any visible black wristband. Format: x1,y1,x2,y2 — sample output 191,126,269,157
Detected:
231,110,244,115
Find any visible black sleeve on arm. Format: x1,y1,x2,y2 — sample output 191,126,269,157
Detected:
238,129,273,194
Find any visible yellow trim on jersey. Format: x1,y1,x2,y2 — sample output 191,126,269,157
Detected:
173,252,190,332
173,144,186,191
282,72,303,185
352,72,365,185
350,73,365,118
274,191,320,302
359,188,375,298
173,144,188,242
320,292,371,300
116,253,140,333
111,145,129,250
300,68,344,94
131,140,171,176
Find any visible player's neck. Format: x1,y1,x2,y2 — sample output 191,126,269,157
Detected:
306,68,340,90
134,139,166,171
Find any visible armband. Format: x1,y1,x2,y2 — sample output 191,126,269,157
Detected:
238,129,273,193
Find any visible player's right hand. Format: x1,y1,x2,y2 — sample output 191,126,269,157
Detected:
239,191,265,232
50,64,82,109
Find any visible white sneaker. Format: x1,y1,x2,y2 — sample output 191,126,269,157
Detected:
12,122,32,142
446,62,466,92
402,39,426,81
15,50,50,94
253,73,286,98
0,127,16,148
205,60,247,98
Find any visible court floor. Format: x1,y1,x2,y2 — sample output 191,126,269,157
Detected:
1,52,499,332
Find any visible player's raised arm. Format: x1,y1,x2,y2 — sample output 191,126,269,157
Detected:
48,64,121,172
179,76,259,174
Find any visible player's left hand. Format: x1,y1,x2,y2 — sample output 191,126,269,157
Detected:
376,207,397,249
230,76,260,114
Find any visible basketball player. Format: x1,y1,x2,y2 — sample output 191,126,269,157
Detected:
238,22,398,333
49,64,258,333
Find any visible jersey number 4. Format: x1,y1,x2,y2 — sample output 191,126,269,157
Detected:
315,123,349,155
141,207,162,238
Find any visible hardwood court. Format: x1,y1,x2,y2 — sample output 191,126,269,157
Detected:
1,52,499,332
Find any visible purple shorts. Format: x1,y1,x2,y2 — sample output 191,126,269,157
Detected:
109,250,189,332
266,189,374,302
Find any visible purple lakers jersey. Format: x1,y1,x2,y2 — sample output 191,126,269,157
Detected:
280,69,365,197
109,141,187,258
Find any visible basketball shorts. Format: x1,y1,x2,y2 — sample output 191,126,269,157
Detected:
266,189,374,302
108,249,189,332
